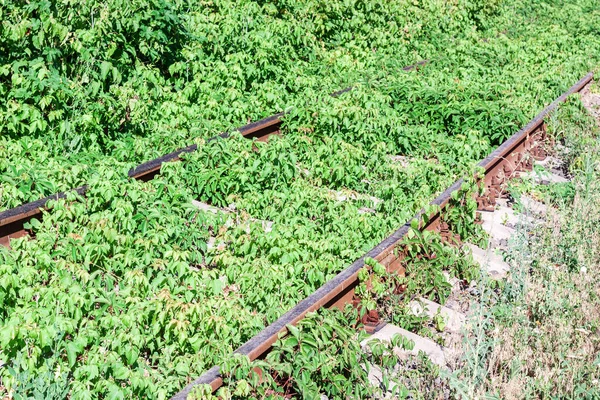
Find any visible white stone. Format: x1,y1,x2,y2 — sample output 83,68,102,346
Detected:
330,190,383,206
365,364,400,398
519,195,548,215
479,209,515,243
522,169,569,184
467,243,510,279
443,271,461,287
206,237,216,251
409,297,466,332
362,324,447,367
534,156,561,170
192,200,273,233
358,207,377,214
488,199,520,225
389,155,410,167
191,200,223,214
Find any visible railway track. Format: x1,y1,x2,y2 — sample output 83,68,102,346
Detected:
0,60,429,248
171,72,594,398
0,62,591,397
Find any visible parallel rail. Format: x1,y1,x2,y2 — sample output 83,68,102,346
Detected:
0,60,429,247
172,72,593,398
0,113,286,246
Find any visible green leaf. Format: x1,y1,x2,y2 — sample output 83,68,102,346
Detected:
100,61,112,81
66,342,80,368
287,324,301,339
112,363,129,380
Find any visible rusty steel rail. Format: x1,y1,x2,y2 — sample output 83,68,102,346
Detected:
171,72,593,398
0,113,286,244
0,60,429,247
0,186,88,247
474,72,592,210
128,112,285,182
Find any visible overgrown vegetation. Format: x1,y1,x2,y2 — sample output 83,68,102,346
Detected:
1,0,600,398
449,97,600,398
193,307,444,400
2,0,600,209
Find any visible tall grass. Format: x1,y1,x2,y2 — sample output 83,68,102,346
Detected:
449,94,600,399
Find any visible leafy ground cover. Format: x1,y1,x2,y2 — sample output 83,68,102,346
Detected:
0,128,475,399
197,66,600,400
2,0,600,399
449,89,600,399
0,0,486,209
2,0,600,209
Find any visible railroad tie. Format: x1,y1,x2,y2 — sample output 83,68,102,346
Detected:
467,243,511,280
408,297,466,333
360,324,450,397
